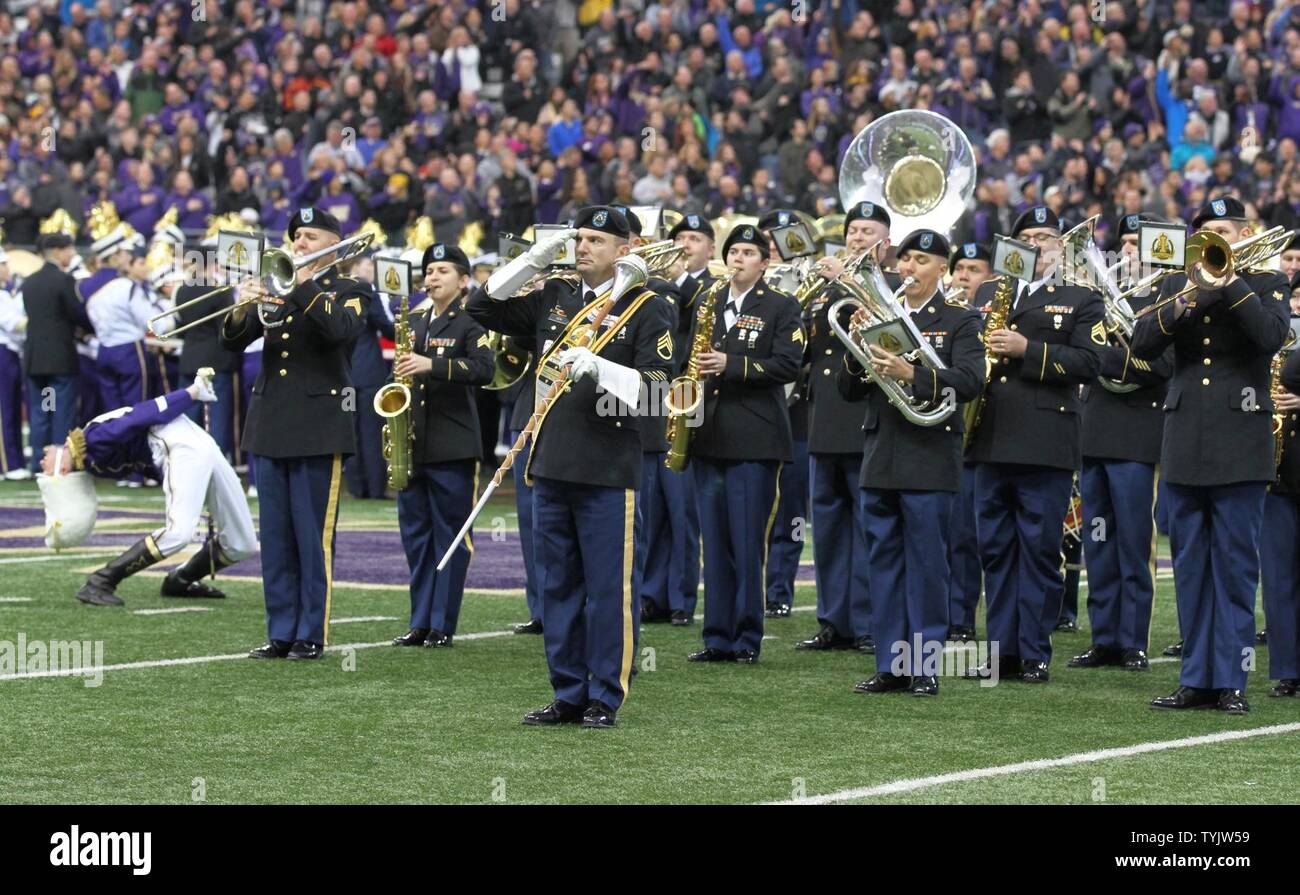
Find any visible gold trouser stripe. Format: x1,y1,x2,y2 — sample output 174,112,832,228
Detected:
0,385,7,472
465,462,481,556
158,353,171,393
760,462,784,588
618,489,636,700
134,342,149,401
321,454,343,646
1144,464,1160,652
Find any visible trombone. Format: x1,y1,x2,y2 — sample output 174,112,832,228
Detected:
1130,225,1295,319
148,230,376,337
1059,214,1142,393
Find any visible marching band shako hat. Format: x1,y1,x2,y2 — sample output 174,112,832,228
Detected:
422,242,470,274
288,206,342,240
39,232,74,251
573,205,631,238
609,204,642,236
668,213,714,241
1190,196,1246,229
722,223,768,257
1011,205,1061,237
948,241,992,272
895,229,951,261
845,200,892,231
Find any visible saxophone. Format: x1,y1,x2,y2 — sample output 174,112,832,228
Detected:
374,294,415,490
1272,331,1298,471
962,274,1015,451
664,271,736,472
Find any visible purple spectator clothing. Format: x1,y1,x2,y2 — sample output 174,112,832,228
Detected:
157,101,203,136
166,191,211,232
536,177,562,224
1273,75,1300,146
113,185,167,237
260,200,292,240
271,153,305,194
357,137,387,166
1232,101,1272,145
319,191,361,236
81,389,195,479
800,87,839,118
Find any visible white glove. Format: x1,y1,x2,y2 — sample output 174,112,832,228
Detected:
193,367,218,403
558,346,642,409
560,346,600,382
525,228,577,267
485,228,578,300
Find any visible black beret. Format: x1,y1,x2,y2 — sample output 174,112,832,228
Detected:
948,241,992,272
668,213,714,241
723,223,768,257
845,200,891,230
1011,205,1061,236
1190,196,1246,228
1290,268,1300,292
288,206,342,239
39,232,75,251
1117,213,1144,238
422,242,470,273
895,229,950,261
757,209,798,232
573,205,631,238
609,204,642,236
1287,232,1300,254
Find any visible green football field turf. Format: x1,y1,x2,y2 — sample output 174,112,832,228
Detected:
1,478,1298,805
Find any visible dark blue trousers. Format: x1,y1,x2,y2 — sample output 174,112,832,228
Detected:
811,452,871,638
948,463,982,629
765,438,808,607
1080,458,1157,651
511,429,541,621
638,452,701,616
240,352,260,484
399,460,477,634
533,477,639,710
0,346,24,474
97,342,148,414
344,384,388,498
1261,492,1300,681
26,374,78,472
696,458,780,655
861,488,953,676
256,454,344,646
180,371,235,460
77,353,101,425
974,462,1074,665
1165,481,1266,691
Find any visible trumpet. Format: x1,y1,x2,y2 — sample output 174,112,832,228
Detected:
148,230,376,338
1059,214,1141,394
1130,225,1295,319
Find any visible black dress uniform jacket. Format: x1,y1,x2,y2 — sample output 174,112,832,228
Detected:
219,269,373,459
406,302,495,463
20,261,87,376
640,275,686,454
1080,288,1172,465
173,283,240,375
1132,270,1291,486
466,274,677,490
351,292,397,389
1278,344,1300,495
690,280,804,462
805,285,868,454
965,276,1105,471
837,291,985,491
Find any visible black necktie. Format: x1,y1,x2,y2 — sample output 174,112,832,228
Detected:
725,299,741,331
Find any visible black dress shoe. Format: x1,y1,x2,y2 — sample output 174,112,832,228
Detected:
764,603,791,618
1269,679,1299,697
640,603,670,624
522,700,584,726
1121,649,1150,671
1218,689,1249,714
287,640,323,660
392,628,430,646
947,625,976,643
1020,660,1050,683
910,675,939,696
854,634,876,654
1150,685,1218,710
160,572,226,599
854,672,911,693
687,647,734,662
1256,628,1268,644
670,610,693,626
733,649,759,664
248,640,292,659
1068,645,1123,668
582,700,617,728
794,626,853,651
513,618,543,635
1054,618,1079,633
423,629,453,648
1162,641,1183,657
963,655,1020,680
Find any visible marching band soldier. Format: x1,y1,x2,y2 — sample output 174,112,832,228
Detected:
21,232,88,473
759,210,809,619
687,223,803,665
504,341,544,635
221,207,375,661
795,201,890,653
468,205,676,728
171,248,239,460
964,206,1104,684
946,241,994,641
342,251,398,499
1069,214,1171,673
838,230,984,695
1133,197,1290,714
0,247,25,479
1271,325,1300,696
391,243,495,648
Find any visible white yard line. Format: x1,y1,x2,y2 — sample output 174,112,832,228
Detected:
0,553,118,565
331,616,399,624
132,607,212,616
0,596,32,603
768,722,1300,805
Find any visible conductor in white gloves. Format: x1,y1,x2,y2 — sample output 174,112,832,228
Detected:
467,205,676,728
